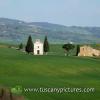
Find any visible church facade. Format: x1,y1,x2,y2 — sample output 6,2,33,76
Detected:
34,39,43,55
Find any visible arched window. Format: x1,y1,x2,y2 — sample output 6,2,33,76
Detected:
37,46,39,48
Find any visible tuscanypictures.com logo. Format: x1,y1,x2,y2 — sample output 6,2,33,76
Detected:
11,85,23,94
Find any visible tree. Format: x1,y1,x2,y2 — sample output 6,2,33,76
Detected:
76,45,80,56
25,35,33,54
62,43,75,56
19,43,23,50
43,36,49,55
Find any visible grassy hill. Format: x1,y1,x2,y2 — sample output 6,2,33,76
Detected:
0,46,100,100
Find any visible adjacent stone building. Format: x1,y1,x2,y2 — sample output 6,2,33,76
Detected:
34,39,43,55
78,45,100,57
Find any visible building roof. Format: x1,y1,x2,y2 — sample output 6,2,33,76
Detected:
34,39,43,44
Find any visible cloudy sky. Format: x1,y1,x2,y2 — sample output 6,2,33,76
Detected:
0,0,100,26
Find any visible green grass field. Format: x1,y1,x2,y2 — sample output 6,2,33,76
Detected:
0,45,100,100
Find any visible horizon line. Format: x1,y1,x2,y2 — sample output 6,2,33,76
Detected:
0,17,100,27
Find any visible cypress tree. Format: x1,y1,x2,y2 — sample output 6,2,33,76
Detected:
43,36,49,54
76,45,80,56
25,35,33,54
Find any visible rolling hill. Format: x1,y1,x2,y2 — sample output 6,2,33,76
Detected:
0,18,100,44
0,46,100,100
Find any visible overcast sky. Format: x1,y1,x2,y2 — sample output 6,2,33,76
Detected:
0,0,100,26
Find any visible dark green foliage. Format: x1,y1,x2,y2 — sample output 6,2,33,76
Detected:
76,45,80,56
19,43,23,50
62,43,75,51
43,36,49,54
62,43,75,56
25,35,33,53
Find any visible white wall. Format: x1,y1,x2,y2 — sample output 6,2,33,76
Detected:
34,40,43,55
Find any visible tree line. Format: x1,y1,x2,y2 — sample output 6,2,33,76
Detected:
19,35,80,56
62,43,80,56
19,35,49,54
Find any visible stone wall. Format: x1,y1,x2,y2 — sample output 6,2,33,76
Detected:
78,45,100,57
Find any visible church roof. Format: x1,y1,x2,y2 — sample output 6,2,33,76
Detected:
34,39,43,44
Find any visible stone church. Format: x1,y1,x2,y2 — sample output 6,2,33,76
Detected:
34,39,43,55
78,45,100,57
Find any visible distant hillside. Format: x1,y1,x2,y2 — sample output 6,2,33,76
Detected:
0,18,100,44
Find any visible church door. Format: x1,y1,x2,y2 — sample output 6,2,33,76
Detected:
37,50,40,54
